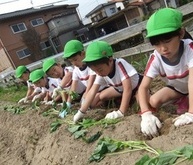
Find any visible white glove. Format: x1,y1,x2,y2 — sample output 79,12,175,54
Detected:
45,100,54,105
105,110,124,119
173,112,193,127
141,111,162,137
32,95,41,102
73,110,85,123
52,86,62,98
18,97,28,104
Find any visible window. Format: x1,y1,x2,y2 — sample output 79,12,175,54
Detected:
52,38,60,47
10,23,27,33
110,7,116,14
16,48,31,59
40,41,51,50
31,18,44,27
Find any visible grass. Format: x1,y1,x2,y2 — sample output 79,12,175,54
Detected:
0,84,27,102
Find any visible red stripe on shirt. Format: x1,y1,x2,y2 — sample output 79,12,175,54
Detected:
189,42,193,50
80,75,89,81
167,70,189,80
118,61,130,79
144,54,155,75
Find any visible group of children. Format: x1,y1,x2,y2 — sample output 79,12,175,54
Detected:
15,8,193,138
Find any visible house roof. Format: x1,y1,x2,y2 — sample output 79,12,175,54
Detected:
85,2,116,18
0,4,79,21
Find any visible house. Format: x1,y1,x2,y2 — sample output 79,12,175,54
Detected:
0,4,82,69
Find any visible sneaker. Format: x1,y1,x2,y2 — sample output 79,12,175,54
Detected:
175,96,189,114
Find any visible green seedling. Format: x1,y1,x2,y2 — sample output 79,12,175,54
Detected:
50,119,65,133
136,144,193,165
68,118,120,142
89,137,159,163
4,105,26,114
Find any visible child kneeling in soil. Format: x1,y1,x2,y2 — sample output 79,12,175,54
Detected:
42,58,73,103
15,65,41,104
138,8,193,138
73,40,142,123
63,40,100,107
29,69,58,104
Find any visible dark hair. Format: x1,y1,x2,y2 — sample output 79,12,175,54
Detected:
183,30,193,40
149,28,181,45
66,51,82,59
85,57,111,67
23,69,30,74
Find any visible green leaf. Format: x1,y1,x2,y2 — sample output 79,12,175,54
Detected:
156,153,178,165
178,145,193,159
73,130,87,139
135,155,151,165
68,125,82,133
84,131,102,143
89,142,108,162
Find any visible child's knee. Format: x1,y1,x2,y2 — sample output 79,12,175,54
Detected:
149,97,160,108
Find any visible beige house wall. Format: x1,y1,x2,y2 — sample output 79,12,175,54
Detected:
0,47,12,72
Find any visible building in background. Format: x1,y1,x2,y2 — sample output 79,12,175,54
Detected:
0,4,82,69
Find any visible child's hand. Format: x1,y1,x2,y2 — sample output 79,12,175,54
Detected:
32,95,41,102
173,112,193,127
18,97,28,104
52,86,62,98
141,111,162,138
73,110,85,123
105,110,124,119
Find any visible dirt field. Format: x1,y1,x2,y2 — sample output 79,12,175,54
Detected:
0,100,193,165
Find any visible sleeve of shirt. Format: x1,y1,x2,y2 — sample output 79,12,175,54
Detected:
117,58,138,81
94,75,106,85
88,67,96,76
72,67,79,81
144,52,161,78
65,66,74,73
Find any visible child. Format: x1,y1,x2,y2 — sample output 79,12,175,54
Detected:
29,69,58,104
15,65,41,103
73,40,142,123
42,58,73,103
63,39,97,107
138,8,193,138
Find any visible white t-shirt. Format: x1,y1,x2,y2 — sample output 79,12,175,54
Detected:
145,39,193,94
41,77,58,94
27,80,41,93
94,58,139,92
56,66,74,89
72,66,96,94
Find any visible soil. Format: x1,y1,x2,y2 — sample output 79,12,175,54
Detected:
0,99,193,165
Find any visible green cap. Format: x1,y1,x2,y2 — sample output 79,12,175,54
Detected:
29,69,45,83
83,41,113,62
63,40,84,58
43,58,56,73
146,8,182,38
15,65,27,78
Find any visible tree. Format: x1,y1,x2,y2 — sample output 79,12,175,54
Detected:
21,26,43,61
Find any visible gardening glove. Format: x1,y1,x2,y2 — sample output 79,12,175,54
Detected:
105,110,124,119
52,86,63,98
32,95,41,102
18,97,28,104
45,100,54,105
173,112,193,127
58,102,71,118
73,110,85,123
141,111,162,137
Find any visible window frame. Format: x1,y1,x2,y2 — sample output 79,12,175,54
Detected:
30,18,44,27
10,23,27,34
16,48,31,59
